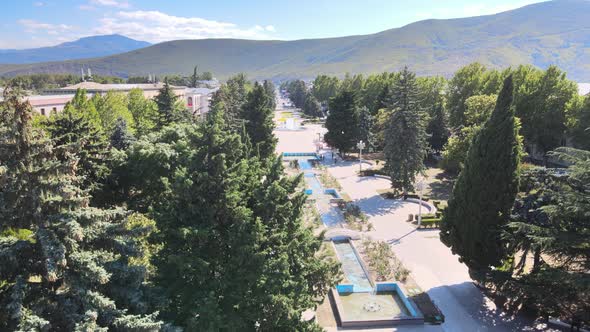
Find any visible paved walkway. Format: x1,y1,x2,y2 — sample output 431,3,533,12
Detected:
275,119,553,332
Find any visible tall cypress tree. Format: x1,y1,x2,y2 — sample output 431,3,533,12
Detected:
440,75,521,272
242,82,277,160
0,87,161,330
383,67,428,194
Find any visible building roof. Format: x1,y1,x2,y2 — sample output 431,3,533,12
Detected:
579,83,590,96
26,94,77,106
185,87,218,95
59,82,184,92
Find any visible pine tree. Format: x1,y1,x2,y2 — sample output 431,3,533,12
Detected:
324,89,360,155
383,67,428,194
154,78,182,128
358,106,375,152
46,104,111,196
0,86,161,331
242,82,277,160
440,75,521,272
110,117,136,150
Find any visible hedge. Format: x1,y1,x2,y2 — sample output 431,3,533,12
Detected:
417,218,442,228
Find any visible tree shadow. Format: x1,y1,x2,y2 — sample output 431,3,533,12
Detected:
425,282,556,332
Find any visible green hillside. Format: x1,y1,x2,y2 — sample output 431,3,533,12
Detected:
1,0,589,81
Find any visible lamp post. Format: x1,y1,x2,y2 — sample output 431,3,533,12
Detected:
416,176,425,227
356,140,366,173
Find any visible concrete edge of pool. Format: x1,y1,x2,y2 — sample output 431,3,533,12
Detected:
330,283,424,328
330,239,424,328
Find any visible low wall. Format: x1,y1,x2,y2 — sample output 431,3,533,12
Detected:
375,283,419,317
404,198,437,214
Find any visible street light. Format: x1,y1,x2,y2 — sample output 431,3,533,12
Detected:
356,140,366,173
415,176,425,227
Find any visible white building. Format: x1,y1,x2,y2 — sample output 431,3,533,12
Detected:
578,83,590,96
185,88,218,117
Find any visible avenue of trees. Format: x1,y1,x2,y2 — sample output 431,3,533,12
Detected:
0,76,339,330
297,63,589,323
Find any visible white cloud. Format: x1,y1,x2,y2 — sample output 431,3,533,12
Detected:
93,10,277,43
90,0,130,8
18,19,73,34
33,2,45,7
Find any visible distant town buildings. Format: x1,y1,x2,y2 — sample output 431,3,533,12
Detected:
44,81,186,99
1,81,219,118
185,88,217,117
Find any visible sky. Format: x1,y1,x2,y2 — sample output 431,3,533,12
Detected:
0,0,547,49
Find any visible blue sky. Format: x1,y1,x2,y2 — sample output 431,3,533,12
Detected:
1,0,545,49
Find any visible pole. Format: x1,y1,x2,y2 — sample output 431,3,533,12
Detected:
356,140,365,174
359,145,363,173
417,179,423,227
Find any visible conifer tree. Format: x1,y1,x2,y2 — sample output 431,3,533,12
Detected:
46,104,111,196
242,82,277,160
190,65,199,88
122,108,338,330
324,89,360,155
154,78,182,128
358,106,375,152
0,86,161,331
383,67,428,194
110,117,136,150
440,75,521,272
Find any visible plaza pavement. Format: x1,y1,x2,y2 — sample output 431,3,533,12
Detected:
275,120,554,332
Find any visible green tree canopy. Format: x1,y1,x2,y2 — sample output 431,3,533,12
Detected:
0,86,160,331
120,110,338,330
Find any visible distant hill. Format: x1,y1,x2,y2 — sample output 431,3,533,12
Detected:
0,0,589,81
0,35,150,64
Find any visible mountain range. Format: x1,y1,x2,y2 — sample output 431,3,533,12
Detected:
0,35,150,64
0,0,589,81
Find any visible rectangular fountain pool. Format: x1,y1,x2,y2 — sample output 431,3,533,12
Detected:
332,285,423,328
332,240,372,292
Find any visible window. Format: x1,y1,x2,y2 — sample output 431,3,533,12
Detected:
40,108,45,116
52,107,57,114
187,96,193,107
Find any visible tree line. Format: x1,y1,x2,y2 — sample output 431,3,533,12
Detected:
0,75,339,330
